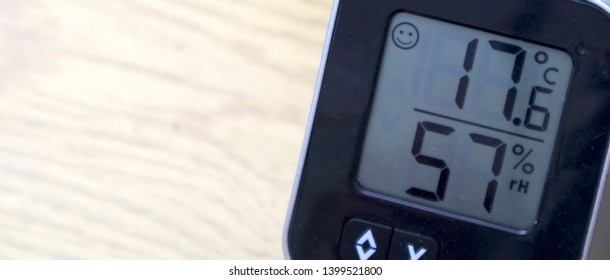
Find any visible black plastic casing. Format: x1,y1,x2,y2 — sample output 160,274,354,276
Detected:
285,0,610,259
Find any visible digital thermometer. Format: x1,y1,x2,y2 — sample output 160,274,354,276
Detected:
285,0,610,259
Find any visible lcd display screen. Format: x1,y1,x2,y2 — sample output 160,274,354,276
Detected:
357,12,573,231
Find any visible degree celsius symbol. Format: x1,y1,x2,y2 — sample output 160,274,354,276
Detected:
536,51,559,86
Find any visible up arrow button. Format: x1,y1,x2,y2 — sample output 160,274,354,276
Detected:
339,219,392,260
355,229,377,260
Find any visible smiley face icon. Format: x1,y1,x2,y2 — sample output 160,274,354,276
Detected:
392,22,419,49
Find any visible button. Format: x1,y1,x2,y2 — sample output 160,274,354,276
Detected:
388,229,439,260
339,219,392,260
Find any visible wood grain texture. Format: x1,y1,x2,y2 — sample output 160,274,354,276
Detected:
0,0,333,259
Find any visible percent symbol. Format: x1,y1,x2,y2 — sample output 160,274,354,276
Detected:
512,144,535,174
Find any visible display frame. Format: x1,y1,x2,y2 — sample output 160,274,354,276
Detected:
356,11,575,233
285,0,610,259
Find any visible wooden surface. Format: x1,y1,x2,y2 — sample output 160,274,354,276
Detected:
0,0,333,259
2,0,609,260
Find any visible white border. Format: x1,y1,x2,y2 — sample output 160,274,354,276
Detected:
1,261,609,280
283,0,341,259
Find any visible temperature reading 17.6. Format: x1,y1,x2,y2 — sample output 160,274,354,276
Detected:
454,39,553,132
